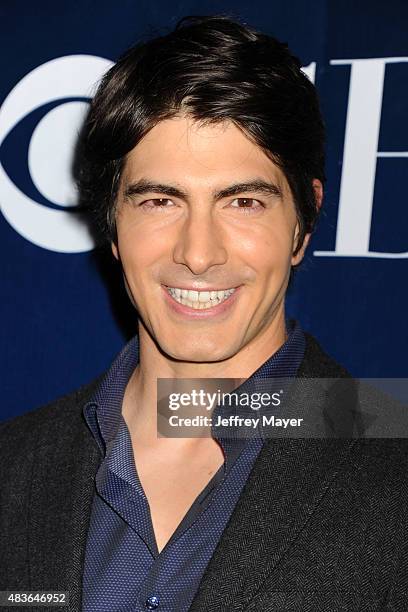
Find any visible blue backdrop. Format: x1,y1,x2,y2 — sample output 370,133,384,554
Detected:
1,0,407,421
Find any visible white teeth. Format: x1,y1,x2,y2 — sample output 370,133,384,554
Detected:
166,286,236,309
199,291,210,302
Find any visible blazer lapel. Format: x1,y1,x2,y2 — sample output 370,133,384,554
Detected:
28,381,102,612
190,343,359,612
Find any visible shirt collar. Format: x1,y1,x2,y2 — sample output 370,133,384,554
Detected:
83,318,305,453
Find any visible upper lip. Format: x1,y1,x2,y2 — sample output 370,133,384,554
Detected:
164,284,238,291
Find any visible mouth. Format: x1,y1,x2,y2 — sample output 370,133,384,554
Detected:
165,286,237,310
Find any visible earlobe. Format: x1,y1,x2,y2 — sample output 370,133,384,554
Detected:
291,231,311,266
291,178,323,266
111,242,119,260
312,178,323,211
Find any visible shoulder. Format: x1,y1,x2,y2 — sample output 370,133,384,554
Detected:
0,373,104,458
299,331,408,461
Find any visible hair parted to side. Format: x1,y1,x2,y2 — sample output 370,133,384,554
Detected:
78,14,325,257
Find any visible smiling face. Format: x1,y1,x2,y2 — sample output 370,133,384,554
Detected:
112,115,315,365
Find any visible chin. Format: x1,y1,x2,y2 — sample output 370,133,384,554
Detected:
161,337,236,364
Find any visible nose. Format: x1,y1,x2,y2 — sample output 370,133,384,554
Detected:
172,208,228,275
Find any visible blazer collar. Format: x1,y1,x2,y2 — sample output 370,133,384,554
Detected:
189,335,359,611
189,437,358,611
28,378,103,611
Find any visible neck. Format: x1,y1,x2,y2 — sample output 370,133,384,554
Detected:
122,308,288,440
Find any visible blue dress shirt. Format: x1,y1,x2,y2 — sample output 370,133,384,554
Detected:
82,319,305,611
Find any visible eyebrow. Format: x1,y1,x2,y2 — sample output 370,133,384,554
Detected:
123,178,283,201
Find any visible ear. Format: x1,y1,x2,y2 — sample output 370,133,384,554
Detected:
291,179,323,266
111,241,119,261
312,178,323,212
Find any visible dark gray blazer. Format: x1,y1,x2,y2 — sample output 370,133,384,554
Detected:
1,334,407,611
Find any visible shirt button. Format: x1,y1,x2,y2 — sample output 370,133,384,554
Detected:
145,595,160,610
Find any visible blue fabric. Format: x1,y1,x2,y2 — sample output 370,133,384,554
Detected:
82,319,305,612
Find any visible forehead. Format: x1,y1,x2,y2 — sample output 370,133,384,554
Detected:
122,116,288,190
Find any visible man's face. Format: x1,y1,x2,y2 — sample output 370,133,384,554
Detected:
112,116,311,363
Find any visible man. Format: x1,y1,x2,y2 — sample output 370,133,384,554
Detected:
1,15,407,612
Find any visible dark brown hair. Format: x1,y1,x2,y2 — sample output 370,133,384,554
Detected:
78,14,325,256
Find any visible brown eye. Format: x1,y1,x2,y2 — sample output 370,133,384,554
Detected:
141,198,175,209
230,198,263,211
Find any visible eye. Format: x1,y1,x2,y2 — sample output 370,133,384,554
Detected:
140,198,175,210
229,198,264,212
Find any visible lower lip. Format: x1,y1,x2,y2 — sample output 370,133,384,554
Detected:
162,286,241,319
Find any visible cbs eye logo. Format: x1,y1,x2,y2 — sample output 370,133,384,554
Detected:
0,55,113,253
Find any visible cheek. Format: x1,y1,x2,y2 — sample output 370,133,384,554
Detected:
117,217,167,269
118,242,149,275
235,224,294,278
115,240,156,302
